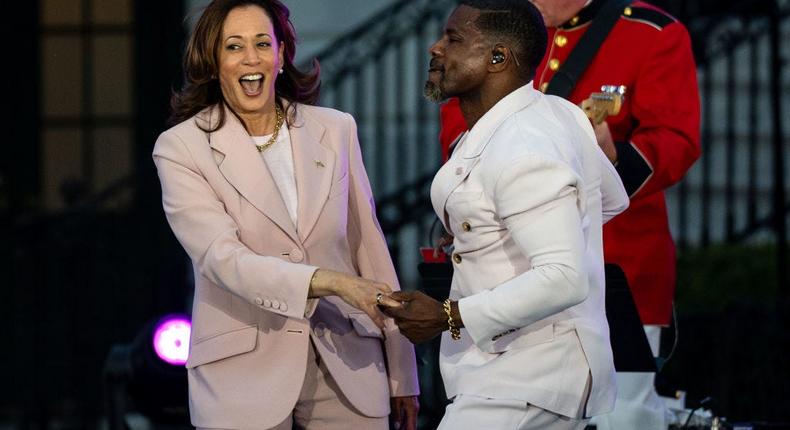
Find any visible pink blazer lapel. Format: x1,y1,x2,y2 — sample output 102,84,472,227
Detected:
289,107,335,242
204,105,299,243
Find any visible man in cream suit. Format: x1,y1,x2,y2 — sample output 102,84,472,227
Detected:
382,1,629,428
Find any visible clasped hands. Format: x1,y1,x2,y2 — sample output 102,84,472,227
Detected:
308,269,456,344
376,232,460,344
378,291,456,344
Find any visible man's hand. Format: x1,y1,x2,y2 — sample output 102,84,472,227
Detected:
390,395,419,430
593,120,618,164
378,291,447,344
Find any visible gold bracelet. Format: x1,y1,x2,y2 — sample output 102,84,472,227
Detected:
307,270,320,298
309,269,320,286
443,299,461,340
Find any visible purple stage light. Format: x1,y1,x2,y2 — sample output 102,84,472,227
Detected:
152,315,191,365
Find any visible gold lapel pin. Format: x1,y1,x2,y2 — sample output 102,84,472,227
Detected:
314,160,325,168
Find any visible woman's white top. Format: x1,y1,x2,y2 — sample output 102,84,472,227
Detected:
251,125,298,228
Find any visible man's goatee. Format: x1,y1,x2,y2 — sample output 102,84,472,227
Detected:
423,81,445,103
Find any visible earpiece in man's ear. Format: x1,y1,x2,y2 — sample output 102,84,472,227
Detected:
492,52,506,64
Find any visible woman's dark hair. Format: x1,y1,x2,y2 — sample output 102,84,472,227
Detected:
169,0,320,130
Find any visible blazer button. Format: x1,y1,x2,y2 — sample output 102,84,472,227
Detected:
255,297,263,306
314,323,327,337
280,302,288,312
452,253,462,264
289,249,304,263
263,299,272,308
271,300,281,310
461,221,471,232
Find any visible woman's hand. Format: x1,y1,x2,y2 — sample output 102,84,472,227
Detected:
308,269,400,329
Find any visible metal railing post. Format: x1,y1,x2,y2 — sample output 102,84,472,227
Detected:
769,0,788,294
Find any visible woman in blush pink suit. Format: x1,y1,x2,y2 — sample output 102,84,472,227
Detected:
153,1,419,428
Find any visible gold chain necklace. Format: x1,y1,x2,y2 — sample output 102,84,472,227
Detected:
255,105,284,152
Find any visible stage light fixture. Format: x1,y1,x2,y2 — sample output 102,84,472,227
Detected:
104,313,191,430
152,315,191,366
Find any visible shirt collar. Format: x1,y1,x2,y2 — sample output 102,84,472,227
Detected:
457,82,541,159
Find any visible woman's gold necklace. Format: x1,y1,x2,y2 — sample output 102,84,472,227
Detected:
255,105,284,152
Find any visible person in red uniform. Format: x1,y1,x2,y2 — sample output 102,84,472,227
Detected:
438,1,700,428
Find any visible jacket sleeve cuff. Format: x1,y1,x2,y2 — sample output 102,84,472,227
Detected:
304,299,319,318
458,292,503,352
614,141,653,197
247,263,318,320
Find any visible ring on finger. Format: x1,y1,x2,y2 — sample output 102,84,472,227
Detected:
376,292,384,305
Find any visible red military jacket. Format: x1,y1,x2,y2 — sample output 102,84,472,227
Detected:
438,1,701,325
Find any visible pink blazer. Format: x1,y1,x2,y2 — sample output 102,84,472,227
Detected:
153,103,419,429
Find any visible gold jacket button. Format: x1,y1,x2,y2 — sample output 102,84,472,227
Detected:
540,82,549,93
461,221,471,232
554,34,568,47
549,58,561,71
452,253,462,264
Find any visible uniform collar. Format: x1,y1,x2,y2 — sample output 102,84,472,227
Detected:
559,0,604,30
